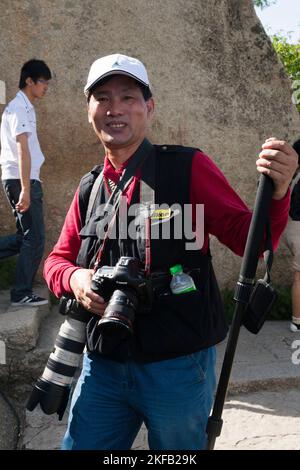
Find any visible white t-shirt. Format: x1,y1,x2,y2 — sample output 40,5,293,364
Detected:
0,90,45,180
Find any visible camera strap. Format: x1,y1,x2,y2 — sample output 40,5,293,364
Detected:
242,217,277,334
291,172,300,193
93,138,155,269
139,177,155,276
85,169,104,224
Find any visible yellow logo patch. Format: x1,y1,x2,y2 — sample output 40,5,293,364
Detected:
151,208,172,220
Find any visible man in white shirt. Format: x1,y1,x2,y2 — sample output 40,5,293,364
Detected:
0,59,51,306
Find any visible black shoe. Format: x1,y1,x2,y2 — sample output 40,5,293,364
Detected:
11,294,48,307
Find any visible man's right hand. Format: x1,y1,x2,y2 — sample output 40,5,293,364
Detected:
15,188,30,213
69,268,107,316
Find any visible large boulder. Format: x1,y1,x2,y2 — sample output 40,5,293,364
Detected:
0,0,299,287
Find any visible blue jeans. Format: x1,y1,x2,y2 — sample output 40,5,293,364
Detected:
0,179,45,301
62,347,216,450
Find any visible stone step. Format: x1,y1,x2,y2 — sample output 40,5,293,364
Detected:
216,322,300,394
0,286,51,389
36,302,64,351
19,306,65,388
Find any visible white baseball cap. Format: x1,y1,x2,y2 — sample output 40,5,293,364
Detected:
84,53,150,96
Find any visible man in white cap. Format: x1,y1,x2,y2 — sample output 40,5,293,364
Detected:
43,53,298,450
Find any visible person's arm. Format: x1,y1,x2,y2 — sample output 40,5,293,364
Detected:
43,188,106,315
8,102,34,212
43,188,84,296
15,133,31,212
190,150,291,257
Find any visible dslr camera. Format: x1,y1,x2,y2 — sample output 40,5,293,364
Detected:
91,256,152,340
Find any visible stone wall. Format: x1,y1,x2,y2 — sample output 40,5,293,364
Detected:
0,0,299,288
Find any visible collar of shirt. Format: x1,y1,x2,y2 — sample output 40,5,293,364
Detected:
16,90,34,111
103,153,134,184
103,154,141,204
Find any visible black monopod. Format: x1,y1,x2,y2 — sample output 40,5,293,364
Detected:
206,173,275,450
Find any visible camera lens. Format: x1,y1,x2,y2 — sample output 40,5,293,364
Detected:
98,288,138,338
26,298,91,419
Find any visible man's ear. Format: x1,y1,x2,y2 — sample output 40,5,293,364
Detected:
87,103,93,123
25,77,34,87
146,98,155,119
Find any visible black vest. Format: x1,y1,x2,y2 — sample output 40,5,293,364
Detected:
289,177,300,221
77,144,228,362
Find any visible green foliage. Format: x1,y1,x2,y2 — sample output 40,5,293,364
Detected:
271,33,300,112
0,257,16,290
222,284,291,323
222,288,236,323
252,1,300,111
272,34,300,80
253,0,276,9
268,284,292,320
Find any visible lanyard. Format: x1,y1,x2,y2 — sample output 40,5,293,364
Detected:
92,139,154,270
139,180,155,275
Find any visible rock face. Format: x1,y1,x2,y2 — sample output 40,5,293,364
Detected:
0,0,299,287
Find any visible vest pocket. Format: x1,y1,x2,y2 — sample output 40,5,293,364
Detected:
135,289,211,355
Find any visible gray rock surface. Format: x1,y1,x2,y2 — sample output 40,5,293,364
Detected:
0,392,19,450
1,0,299,289
216,388,300,450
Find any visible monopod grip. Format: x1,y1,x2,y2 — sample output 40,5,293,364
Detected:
239,174,274,281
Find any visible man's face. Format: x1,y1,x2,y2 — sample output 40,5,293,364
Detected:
25,77,50,99
87,75,154,152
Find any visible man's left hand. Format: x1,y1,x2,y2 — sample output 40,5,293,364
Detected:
256,137,299,200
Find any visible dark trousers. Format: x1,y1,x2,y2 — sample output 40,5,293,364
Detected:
0,179,45,301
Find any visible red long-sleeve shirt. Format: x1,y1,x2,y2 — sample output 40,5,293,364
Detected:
44,150,290,298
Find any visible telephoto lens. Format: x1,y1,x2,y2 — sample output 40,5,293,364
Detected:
26,296,92,420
